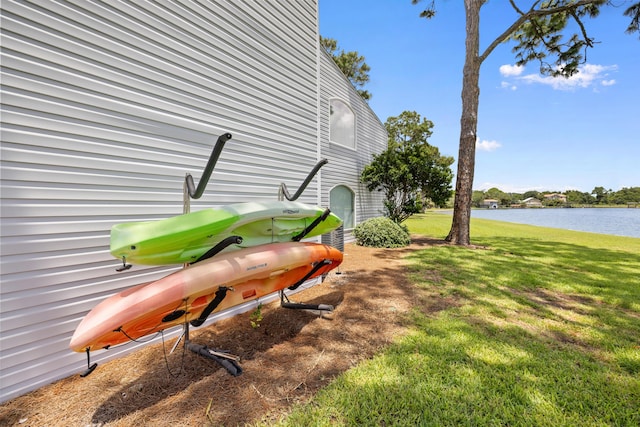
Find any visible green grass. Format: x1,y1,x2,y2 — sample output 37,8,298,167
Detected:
268,212,640,426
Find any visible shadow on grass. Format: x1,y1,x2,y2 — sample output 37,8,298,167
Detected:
321,313,639,426
410,237,640,349
350,237,640,425
282,236,639,425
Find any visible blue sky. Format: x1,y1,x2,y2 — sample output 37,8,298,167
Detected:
319,0,640,194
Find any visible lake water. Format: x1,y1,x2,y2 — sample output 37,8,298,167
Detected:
469,207,640,238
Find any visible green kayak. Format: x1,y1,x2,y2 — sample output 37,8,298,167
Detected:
110,201,342,266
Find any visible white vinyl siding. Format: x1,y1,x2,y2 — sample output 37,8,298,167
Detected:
319,50,387,241
0,0,318,403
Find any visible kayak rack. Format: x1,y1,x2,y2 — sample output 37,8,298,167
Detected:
184,131,327,202
175,134,332,376
81,134,337,378
178,132,243,376
278,159,334,313
185,132,232,200
280,291,334,314
279,259,335,314
279,158,328,201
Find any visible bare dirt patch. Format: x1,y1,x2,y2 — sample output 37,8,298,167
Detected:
0,238,446,426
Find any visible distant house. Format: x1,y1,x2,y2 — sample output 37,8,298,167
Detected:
481,199,499,209
522,197,543,208
544,193,567,203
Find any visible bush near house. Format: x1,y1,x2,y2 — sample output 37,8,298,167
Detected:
353,217,411,248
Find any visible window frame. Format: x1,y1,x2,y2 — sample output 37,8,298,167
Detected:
328,98,356,150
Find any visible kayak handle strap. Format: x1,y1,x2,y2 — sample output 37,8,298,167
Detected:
288,259,333,291
185,132,232,200
279,158,328,201
193,235,243,264
292,208,331,242
190,286,230,327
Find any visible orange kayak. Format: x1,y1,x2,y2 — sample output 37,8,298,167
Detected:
70,242,342,352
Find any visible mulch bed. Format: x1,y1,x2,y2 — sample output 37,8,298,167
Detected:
0,238,443,426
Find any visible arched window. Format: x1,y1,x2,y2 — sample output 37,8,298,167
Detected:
330,185,355,229
329,99,355,148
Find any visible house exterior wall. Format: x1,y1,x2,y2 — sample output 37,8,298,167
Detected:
0,0,320,403
318,50,387,242
522,197,544,208
481,199,500,209
543,193,567,203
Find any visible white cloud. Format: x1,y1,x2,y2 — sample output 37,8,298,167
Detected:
500,63,618,91
476,139,502,152
500,81,517,90
499,64,524,77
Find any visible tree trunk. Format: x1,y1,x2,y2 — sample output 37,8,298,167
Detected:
446,0,482,246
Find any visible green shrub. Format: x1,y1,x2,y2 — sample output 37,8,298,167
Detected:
353,217,411,248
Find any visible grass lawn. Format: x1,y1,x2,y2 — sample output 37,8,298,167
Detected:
268,212,640,426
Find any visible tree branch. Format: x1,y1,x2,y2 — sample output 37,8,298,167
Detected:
479,0,605,63
570,9,595,48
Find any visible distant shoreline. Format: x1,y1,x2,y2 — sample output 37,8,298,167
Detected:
428,207,640,239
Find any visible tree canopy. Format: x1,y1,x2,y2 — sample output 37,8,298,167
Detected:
471,187,640,207
361,111,454,223
592,186,640,204
320,36,372,100
624,2,640,37
412,0,639,245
